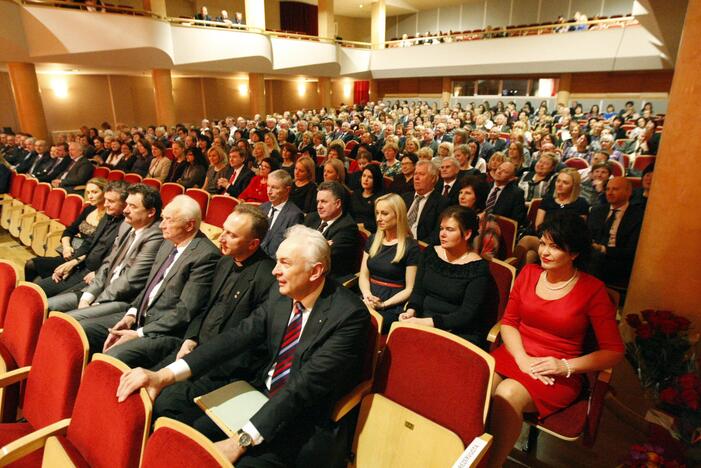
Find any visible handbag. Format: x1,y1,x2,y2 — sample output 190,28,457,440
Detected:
55,237,85,256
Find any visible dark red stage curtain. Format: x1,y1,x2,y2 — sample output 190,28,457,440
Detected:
280,1,318,36
354,80,370,106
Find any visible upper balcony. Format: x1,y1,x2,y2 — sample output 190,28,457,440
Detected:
0,0,671,79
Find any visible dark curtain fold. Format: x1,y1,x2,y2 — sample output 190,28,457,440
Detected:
280,2,318,36
354,81,370,106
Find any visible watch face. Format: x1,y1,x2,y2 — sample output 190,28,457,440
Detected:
238,432,252,447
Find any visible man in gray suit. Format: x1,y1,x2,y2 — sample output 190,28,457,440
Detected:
49,183,164,314
259,170,303,259
80,195,220,368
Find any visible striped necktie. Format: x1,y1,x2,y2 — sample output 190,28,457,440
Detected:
269,301,305,396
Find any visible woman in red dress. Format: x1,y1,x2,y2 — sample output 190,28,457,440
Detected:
238,157,279,203
487,212,624,467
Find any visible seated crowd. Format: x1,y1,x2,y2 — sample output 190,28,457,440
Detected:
0,97,652,466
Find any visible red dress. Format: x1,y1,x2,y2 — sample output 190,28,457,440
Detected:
490,264,623,418
238,176,269,203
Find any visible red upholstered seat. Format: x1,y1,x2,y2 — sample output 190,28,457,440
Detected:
92,167,110,179
0,261,18,328
609,159,625,177
372,324,493,445
205,195,238,228
565,157,589,170
142,418,232,468
493,215,518,259
107,169,125,181
344,140,358,157
527,198,542,229
29,183,51,212
56,355,151,468
142,178,163,190
8,174,25,200
0,422,41,467
124,173,143,184
185,188,210,217
0,313,88,465
43,189,66,220
633,155,655,172
58,195,85,227
17,178,37,206
160,183,185,206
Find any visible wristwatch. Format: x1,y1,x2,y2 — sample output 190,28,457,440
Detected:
237,429,253,448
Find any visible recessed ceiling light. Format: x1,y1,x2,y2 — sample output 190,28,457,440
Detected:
359,3,363,8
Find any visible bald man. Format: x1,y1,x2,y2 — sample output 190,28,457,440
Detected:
588,177,645,287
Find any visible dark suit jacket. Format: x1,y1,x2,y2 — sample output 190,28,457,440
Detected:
84,220,164,304
72,212,124,273
28,152,51,176
225,166,254,198
183,279,370,444
132,232,220,337
59,156,94,191
588,203,644,285
303,212,359,280
14,151,37,174
489,181,527,227
186,250,276,344
434,179,461,206
259,201,304,259
36,157,70,183
402,190,448,244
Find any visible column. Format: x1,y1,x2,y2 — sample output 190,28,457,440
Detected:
7,63,49,141
249,73,266,117
623,0,701,326
245,0,266,30
265,79,274,115
441,77,451,106
556,73,572,106
151,69,176,127
371,0,386,49
318,0,335,39
369,79,378,103
318,77,332,109
143,0,166,16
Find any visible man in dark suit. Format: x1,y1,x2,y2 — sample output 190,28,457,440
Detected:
486,161,527,227
218,147,254,198
35,143,71,183
589,177,644,287
80,195,220,368
35,181,128,301
12,137,38,174
117,225,370,467
49,183,163,313
435,156,461,206
303,181,359,281
259,169,303,259
403,160,448,244
25,140,51,176
52,142,94,192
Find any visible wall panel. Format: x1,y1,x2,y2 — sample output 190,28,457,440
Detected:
38,74,112,132
440,5,462,32
269,79,320,114
417,8,438,34
511,0,539,25
462,0,485,30
397,13,417,36
571,0,603,18
484,0,510,27
540,0,568,21
110,75,157,127
0,72,19,133
173,76,205,125
602,0,634,16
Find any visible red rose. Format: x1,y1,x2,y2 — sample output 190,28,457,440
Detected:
626,314,642,329
658,319,679,335
641,309,655,322
680,388,699,410
658,310,674,320
678,373,698,390
637,323,653,339
659,387,679,405
675,316,691,331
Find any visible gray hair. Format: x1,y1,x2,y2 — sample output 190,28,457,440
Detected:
166,194,202,230
441,156,460,169
268,169,293,187
416,159,439,180
283,225,331,275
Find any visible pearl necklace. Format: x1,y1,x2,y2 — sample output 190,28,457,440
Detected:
542,269,578,290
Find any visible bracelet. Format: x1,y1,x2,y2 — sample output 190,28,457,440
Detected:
561,358,572,378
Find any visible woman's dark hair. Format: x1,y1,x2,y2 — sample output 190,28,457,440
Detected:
362,163,384,195
152,141,167,156
458,175,490,212
187,147,207,167
642,162,655,177
439,205,480,243
538,211,592,270
401,152,418,165
137,139,152,155
261,157,280,172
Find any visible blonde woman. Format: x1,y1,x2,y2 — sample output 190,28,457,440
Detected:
203,146,232,195
359,193,420,333
380,142,401,177
515,168,590,266
263,131,281,160
403,136,420,154
251,141,269,170
323,158,346,184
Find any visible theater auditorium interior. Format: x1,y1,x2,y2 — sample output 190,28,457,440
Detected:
0,0,699,466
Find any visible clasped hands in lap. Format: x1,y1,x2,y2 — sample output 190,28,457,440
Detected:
516,355,569,385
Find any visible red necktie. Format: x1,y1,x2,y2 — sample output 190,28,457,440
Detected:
269,302,304,396
229,168,239,185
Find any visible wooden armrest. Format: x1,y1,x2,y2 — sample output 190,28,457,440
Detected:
597,368,613,384
331,380,372,422
72,185,86,192
503,256,518,267
0,366,31,388
342,273,359,289
32,220,51,231
487,321,501,343
452,433,493,468
0,419,70,465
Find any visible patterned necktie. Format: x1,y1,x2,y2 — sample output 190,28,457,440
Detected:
269,302,305,396
106,229,136,281
136,248,177,326
442,184,451,197
605,208,620,246
485,187,501,213
317,221,328,233
407,194,424,228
